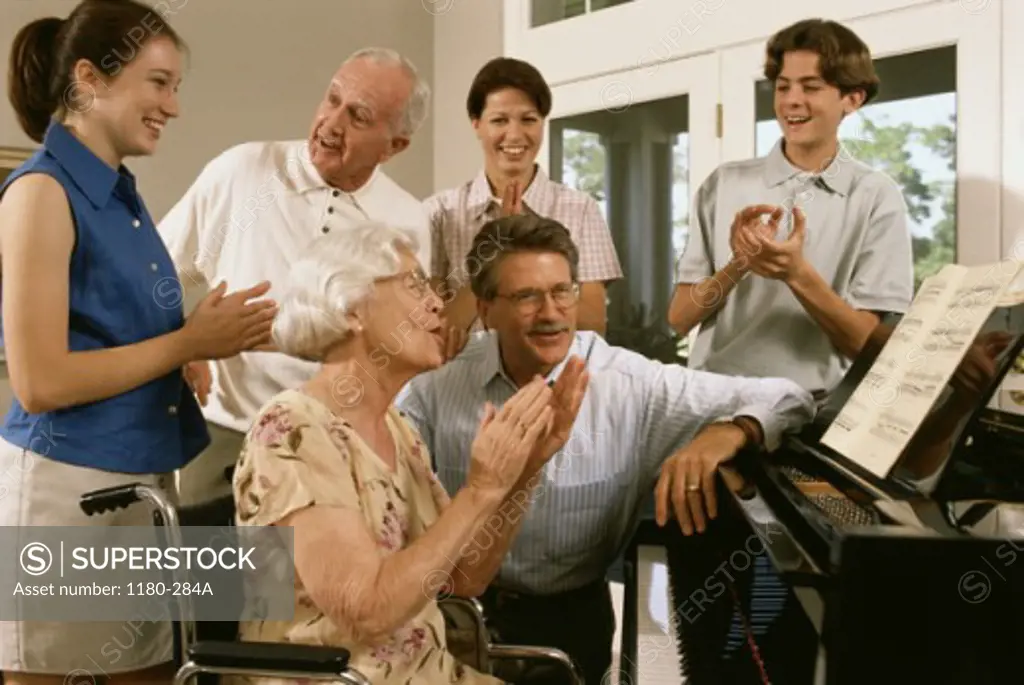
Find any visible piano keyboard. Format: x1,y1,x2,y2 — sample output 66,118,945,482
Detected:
633,544,687,685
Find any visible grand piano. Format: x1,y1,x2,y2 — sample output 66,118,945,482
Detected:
621,297,1024,684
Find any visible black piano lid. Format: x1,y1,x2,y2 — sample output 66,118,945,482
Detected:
791,302,1024,510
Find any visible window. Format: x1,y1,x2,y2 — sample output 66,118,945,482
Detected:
754,46,957,291
550,94,689,361
531,0,634,28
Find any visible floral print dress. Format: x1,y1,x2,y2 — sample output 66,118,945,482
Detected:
230,389,502,685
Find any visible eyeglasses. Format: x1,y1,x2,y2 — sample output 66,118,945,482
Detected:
379,269,434,299
401,269,433,298
495,282,580,315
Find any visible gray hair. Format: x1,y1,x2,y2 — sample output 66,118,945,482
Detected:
344,47,431,138
272,221,420,362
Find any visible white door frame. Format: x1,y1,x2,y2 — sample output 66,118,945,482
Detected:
1002,0,1024,262
718,0,1003,267
542,52,722,210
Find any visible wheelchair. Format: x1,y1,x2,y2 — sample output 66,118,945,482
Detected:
79,482,584,685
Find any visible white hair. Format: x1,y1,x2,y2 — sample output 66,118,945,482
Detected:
272,221,420,362
343,47,431,138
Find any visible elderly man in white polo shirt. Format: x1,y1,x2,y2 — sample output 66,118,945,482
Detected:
159,47,432,506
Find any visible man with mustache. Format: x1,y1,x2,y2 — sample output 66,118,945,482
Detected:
396,214,816,685
159,47,436,507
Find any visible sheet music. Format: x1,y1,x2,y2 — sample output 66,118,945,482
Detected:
822,261,1024,478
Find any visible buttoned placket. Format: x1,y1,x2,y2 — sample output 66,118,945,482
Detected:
320,189,341,235
320,188,371,236
131,211,180,419
134,215,163,274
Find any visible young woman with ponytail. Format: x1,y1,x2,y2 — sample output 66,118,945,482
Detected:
0,2,277,682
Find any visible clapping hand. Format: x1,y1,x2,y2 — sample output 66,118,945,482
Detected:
183,281,278,358
521,356,590,482
440,323,469,362
465,378,554,500
500,181,524,217
729,204,780,273
183,360,211,406
734,205,809,282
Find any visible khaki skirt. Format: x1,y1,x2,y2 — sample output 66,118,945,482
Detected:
0,436,176,675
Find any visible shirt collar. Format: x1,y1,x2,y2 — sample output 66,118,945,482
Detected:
292,139,381,197
468,164,552,220
763,138,854,196
475,330,586,390
42,119,134,209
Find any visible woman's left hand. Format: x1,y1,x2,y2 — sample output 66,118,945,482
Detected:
184,360,211,406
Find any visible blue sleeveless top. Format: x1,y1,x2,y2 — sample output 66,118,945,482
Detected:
0,120,209,473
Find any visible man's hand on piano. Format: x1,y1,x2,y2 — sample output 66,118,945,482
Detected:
654,422,748,535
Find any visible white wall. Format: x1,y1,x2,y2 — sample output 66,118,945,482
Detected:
431,0,504,193
504,0,939,87
0,0,439,221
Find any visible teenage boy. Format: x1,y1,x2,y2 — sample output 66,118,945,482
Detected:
668,18,914,399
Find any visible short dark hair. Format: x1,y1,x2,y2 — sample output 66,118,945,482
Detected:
468,214,579,301
466,57,552,120
764,19,880,105
8,0,187,143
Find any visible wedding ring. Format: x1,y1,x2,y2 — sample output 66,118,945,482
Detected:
686,484,701,492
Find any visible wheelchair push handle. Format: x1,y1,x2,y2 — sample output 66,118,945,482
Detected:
79,483,143,516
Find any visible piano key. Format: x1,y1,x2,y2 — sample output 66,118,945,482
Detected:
634,544,686,685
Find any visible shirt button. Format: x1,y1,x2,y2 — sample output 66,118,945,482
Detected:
332,190,340,198
321,226,330,234
150,263,158,271
327,206,334,214
168,405,178,416
132,218,141,228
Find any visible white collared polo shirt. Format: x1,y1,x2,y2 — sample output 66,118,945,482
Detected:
159,139,431,433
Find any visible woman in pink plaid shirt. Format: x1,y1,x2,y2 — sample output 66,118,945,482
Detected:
424,58,623,338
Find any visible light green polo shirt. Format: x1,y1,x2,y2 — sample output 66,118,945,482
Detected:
675,138,914,394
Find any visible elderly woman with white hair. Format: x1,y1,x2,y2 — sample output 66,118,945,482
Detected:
231,221,589,685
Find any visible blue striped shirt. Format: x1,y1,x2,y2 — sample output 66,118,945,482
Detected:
396,331,815,594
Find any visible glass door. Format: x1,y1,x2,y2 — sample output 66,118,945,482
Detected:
542,53,720,362
719,1,1003,283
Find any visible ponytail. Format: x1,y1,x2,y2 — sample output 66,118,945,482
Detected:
7,17,63,143
6,1,186,145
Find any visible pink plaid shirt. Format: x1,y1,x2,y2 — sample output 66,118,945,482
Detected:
424,167,624,292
